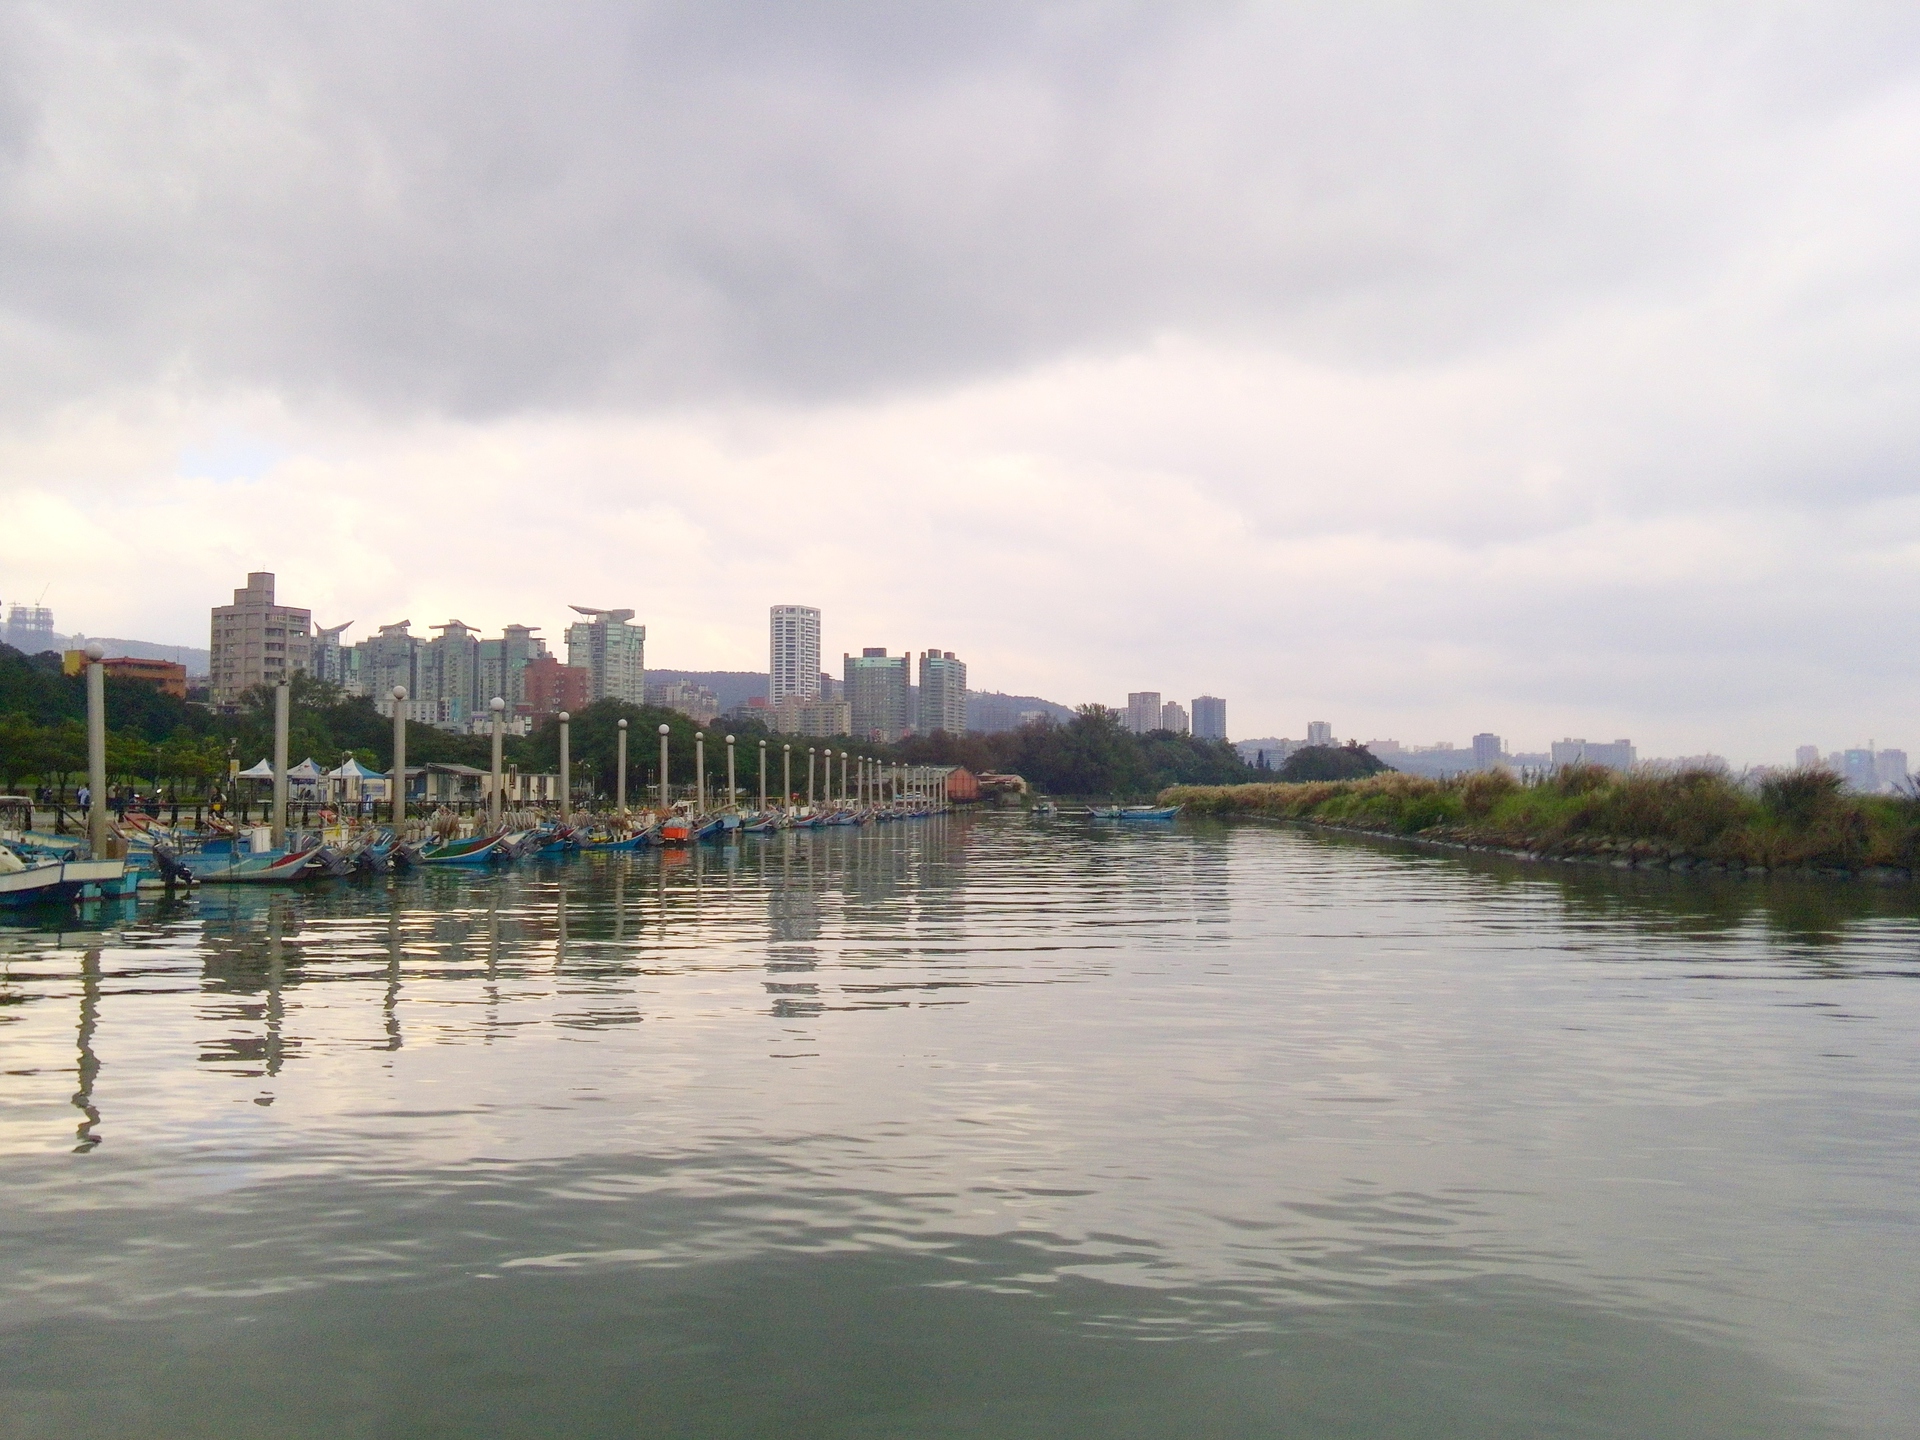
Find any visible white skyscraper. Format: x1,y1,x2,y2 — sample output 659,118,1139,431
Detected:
770,605,821,703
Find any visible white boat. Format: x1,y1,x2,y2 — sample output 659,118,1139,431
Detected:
0,846,134,906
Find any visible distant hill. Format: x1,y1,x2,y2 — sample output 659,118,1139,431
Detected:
967,690,1076,733
5,628,210,674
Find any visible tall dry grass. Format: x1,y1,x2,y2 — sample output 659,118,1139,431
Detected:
1161,767,1920,871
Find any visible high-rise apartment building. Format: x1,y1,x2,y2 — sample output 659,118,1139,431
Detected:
1306,720,1334,747
354,621,420,704
1472,733,1504,769
1126,692,1163,735
1160,701,1190,735
1877,749,1909,790
1191,696,1227,740
1794,745,1821,769
312,621,354,688
421,620,482,726
770,605,822,703
209,572,312,707
479,624,548,712
845,648,910,740
565,606,645,705
917,649,968,736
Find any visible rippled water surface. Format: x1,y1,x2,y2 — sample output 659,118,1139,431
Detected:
3,813,1918,1437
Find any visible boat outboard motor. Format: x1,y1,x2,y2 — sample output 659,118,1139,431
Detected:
151,840,197,889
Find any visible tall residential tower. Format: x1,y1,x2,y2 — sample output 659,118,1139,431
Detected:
770,605,822,703
209,572,312,708
1191,696,1227,740
565,606,646,705
917,649,967,736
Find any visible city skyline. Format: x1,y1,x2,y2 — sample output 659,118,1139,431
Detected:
16,581,1914,769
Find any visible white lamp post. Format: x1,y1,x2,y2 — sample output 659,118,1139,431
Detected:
658,723,671,807
489,696,506,829
695,732,706,813
84,643,107,857
758,740,768,811
725,734,737,812
616,718,628,813
391,685,407,828
271,678,289,848
558,711,571,822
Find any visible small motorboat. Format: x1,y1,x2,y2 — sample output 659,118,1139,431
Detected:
417,833,510,866
197,846,325,885
1119,805,1180,821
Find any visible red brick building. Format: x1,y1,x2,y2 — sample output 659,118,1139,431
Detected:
523,655,589,717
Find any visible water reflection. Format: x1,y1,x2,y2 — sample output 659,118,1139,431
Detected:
0,814,1916,1437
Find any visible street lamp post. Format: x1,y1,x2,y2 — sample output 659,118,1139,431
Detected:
558,711,571,823
84,643,107,857
489,697,506,830
782,744,791,810
695,732,706,814
658,723,671,808
807,748,816,807
271,678,289,849
391,686,407,829
616,718,628,814
839,751,848,804
725,735,737,812
758,740,768,811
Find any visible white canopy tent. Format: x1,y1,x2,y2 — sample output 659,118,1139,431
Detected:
325,758,391,803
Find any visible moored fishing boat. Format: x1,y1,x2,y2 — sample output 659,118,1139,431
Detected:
197,845,325,885
0,845,133,905
417,833,510,866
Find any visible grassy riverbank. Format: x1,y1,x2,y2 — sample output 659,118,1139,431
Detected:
1162,767,1920,875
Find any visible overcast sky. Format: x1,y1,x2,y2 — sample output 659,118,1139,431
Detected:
2,2,1918,760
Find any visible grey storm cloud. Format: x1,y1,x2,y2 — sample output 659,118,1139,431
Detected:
7,1,1917,417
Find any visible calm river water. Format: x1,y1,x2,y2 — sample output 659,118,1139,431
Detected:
2,813,1916,1438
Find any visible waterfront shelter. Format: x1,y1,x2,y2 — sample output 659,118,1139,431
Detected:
325,758,390,804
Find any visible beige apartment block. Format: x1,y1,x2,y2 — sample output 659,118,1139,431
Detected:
210,571,312,707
